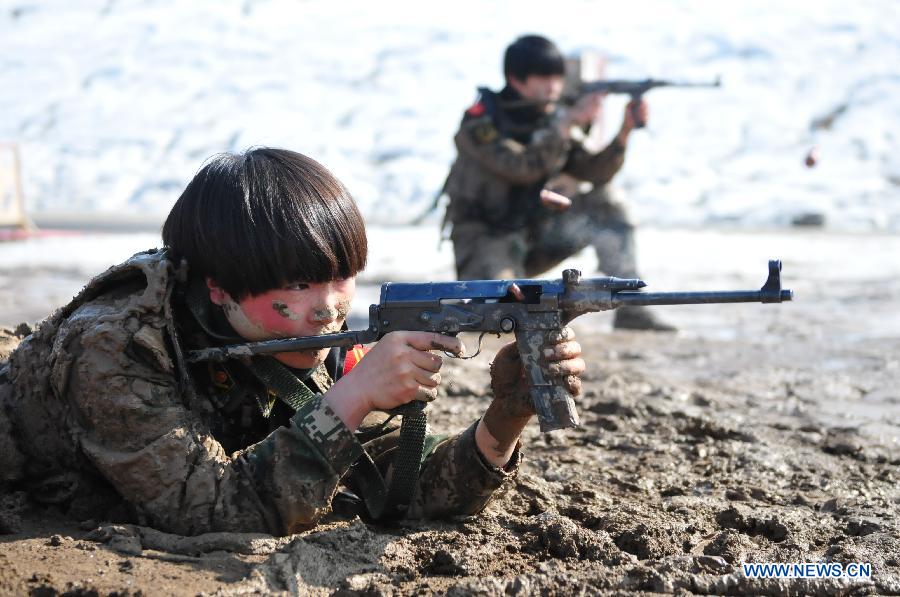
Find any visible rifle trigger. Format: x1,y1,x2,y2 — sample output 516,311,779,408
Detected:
445,331,493,360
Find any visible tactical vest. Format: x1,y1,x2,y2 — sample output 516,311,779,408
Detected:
446,87,559,231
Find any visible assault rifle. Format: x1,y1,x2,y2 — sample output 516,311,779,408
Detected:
570,77,721,128
502,76,722,128
187,260,792,433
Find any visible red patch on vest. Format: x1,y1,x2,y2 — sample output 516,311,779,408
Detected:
343,344,369,376
465,102,486,117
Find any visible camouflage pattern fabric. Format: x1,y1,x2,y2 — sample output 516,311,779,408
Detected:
524,184,638,279
0,250,519,536
409,419,521,518
452,185,637,280
445,87,633,280
450,223,529,281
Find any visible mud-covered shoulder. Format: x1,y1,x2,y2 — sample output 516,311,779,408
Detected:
62,248,175,318
8,248,177,389
3,249,186,478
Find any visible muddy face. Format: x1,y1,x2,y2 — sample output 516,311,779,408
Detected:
211,278,356,369
272,300,301,321
273,299,351,324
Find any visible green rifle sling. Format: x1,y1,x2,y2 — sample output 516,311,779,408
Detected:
248,356,425,521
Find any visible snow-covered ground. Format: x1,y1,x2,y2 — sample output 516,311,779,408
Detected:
2,0,899,231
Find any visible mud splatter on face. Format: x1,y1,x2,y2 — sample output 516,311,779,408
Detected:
336,299,351,320
311,299,352,323
311,307,336,322
272,300,302,320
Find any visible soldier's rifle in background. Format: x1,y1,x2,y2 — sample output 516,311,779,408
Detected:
564,76,722,128
188,260,793,434
411,76,721,224
499,76,721,129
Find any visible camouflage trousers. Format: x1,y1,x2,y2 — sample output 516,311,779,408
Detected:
451,185,638,280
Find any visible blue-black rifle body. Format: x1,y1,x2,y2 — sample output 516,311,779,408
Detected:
187,260,792,432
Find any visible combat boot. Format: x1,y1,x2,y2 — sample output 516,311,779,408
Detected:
613,306,677,332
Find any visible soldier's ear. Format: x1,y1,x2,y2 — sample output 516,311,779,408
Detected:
206,278,231,305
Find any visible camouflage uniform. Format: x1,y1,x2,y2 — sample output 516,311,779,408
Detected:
445,87,636,280
0,250,519,536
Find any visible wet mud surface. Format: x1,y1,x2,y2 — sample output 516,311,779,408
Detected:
1,321,897,596
1,229,898,595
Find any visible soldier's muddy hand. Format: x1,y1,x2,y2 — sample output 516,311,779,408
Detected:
325,331,463,431
488,326,585,419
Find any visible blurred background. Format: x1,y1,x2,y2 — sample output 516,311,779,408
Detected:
1,0,899,328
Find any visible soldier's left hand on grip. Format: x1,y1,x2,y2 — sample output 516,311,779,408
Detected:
489,326,584,422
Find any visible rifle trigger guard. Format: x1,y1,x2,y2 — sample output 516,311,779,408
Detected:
445,331,494,360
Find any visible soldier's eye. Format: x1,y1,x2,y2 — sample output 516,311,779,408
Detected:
285,282,310,291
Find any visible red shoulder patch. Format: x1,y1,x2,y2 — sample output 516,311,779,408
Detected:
465,102,486,117
343,344,370,376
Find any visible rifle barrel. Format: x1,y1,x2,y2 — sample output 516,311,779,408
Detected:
615,289,793,306
582,78,720,92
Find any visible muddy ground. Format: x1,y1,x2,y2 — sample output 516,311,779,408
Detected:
0,229,898,595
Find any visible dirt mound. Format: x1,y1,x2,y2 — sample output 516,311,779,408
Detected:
1,324,898,595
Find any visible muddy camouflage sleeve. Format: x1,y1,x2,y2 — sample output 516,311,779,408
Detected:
408,419,521,518
243,398,364,534
563,137,627,185
454,115,571,185
60,315,362,536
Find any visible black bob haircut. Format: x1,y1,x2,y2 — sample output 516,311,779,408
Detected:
503,35,565,82
163,147,368,299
